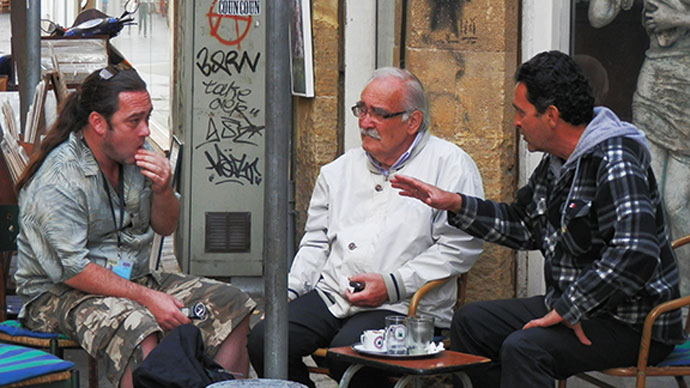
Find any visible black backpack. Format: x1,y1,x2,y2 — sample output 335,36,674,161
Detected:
133,323,235,388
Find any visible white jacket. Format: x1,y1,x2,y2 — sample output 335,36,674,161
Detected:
288,132,484,327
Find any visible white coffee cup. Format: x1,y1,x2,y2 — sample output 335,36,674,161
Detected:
360,329,386,352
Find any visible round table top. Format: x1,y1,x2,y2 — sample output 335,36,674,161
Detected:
206,379,309,388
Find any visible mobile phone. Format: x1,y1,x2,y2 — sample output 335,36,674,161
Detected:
349,281,365,293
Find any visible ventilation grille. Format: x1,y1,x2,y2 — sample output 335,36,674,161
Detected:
205,212,251,253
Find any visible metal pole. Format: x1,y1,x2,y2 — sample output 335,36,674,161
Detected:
22,0,41,132
263,0,291,379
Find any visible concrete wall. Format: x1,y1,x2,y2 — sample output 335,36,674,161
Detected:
293,0,520,302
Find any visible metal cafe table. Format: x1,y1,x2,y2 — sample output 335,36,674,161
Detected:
327,346,491,388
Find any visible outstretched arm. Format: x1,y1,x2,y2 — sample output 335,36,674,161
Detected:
390,174,463,213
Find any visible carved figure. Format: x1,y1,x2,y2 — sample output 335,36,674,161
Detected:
589,0,690,293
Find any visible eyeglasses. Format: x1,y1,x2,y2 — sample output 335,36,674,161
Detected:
98,61,134,81
351,101,408,120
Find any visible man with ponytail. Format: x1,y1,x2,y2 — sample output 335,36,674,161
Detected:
13,65,256,388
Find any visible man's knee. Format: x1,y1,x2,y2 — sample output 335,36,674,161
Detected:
453,301,489,327
450,302,485,344
501,329,550,365
140,334,159,359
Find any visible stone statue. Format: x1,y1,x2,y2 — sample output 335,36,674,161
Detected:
589,0,690,293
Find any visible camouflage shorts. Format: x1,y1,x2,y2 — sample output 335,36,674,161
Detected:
21,271,256,386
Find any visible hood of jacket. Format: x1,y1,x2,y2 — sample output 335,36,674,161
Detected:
563,106,648,170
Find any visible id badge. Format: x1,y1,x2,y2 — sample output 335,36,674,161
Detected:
107,254,133,280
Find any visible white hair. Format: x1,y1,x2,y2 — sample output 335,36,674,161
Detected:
369,67,429,132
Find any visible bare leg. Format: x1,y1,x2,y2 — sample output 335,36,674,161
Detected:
120,333,158,388
214,315,251,378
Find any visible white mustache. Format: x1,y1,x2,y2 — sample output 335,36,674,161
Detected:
360,128,382,140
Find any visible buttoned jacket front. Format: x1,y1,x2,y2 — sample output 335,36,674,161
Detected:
288,132,484,327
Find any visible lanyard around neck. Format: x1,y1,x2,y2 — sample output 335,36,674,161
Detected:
102,166,124,251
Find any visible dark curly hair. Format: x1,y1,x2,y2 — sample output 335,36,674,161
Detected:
515,51,594,126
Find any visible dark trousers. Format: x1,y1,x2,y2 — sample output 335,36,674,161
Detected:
450,296,674,388
247,290,403,388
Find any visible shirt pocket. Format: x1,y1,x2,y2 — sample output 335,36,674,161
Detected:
559,199,593,256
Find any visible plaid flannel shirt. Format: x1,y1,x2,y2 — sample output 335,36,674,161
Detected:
450,136,684,344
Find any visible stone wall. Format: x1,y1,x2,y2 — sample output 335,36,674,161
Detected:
405,0,519,301
293,0,519,302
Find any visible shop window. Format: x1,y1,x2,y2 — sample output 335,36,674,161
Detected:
37,0,173,150
571,0,648,122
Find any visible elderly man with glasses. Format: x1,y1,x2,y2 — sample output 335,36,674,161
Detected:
247,67,484,387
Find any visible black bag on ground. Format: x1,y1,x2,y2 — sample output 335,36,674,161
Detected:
133,323,235,388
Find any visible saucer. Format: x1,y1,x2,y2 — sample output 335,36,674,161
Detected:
351,343,443,359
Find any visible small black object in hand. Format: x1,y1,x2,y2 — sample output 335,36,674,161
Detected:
349,281,365,293
181,302,207,320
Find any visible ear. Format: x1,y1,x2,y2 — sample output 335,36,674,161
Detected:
544,105,560,128
87,111,108,136
406,110,423,135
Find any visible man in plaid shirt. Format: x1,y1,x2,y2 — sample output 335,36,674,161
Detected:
391,51,684,387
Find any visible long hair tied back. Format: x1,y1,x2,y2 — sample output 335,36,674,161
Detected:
15,66,146,191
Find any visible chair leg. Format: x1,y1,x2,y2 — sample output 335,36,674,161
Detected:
676,376,688,388
557,379,567,388
71,368,80,388
88,354,98,388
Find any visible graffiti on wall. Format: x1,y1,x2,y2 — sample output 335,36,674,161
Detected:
458,17,477,44
427,0,477,44
194,53,264,186
196,48,261,76
203,142,263,185
194,1,265,187
207,0,256,48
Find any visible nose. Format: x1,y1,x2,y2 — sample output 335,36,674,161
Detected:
139,120,151,138
513,113,521,129
359,111,375,128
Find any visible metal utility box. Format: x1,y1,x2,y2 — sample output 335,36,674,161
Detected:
179,0,265,276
